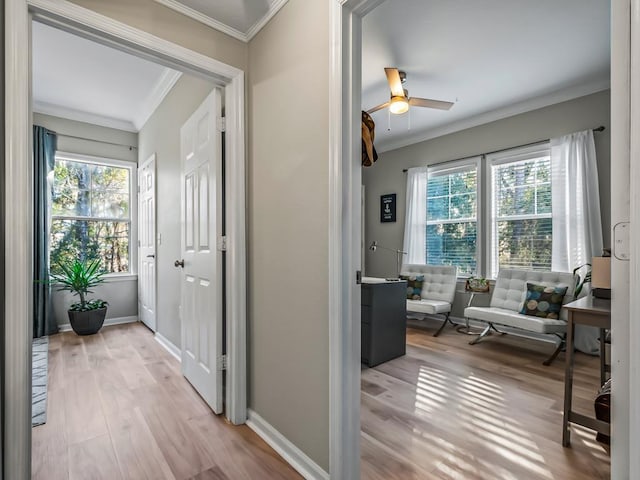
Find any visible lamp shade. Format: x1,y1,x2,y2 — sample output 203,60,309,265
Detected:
591,257,611,290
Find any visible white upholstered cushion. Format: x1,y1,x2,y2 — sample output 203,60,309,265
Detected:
489,269,576,321
400,264,457,304
464,306,567,334
407,299,451,314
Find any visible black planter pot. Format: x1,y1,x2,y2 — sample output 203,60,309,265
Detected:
68,307,107,335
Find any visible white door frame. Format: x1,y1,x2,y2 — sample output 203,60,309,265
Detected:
328,1,385,478
330,0,636,479
623,0,640,477
4,1,247,478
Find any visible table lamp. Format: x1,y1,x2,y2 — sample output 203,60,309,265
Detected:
591,256,611,299
368,241,407,278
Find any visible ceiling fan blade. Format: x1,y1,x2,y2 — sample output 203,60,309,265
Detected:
409,97,454,110
367,101,390,114
384,68,404,97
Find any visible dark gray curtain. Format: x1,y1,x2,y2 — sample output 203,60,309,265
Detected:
33,126,58,338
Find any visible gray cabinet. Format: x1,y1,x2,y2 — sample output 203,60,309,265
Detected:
361,279,407,367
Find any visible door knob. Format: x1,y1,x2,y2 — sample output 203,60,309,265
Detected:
147,254,155,258
174,259,184,268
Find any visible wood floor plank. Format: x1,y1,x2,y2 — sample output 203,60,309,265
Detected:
158,376,212,421
68,434,123,480
187,413,301,480
32,381,69,480
82,332,114,369
361,431,433,480
46,344,65,392
94,363,140,415
116,358,158,390
145,359,180,384
189,466,230,480
63,369,109,445
105,407,176,480
100,325,132,349
140,400,216,479
61,334,90,376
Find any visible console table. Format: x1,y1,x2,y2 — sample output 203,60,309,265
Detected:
562,295,611,446
361,278,407,367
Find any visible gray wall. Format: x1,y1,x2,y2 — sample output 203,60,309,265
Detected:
364,90,611,315
33,113,139,327
248,0,330,470
138,74,214,348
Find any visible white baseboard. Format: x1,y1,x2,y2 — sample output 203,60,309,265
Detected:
58,315,138,332
246,409,329,480
154,332,181,362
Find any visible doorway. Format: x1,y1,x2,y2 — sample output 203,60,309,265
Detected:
4,2,247,478
330,0,632,478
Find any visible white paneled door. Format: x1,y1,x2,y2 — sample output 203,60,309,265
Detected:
138,154,157,331
178,89,224,414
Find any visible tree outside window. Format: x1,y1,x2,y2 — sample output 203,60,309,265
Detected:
426,165,478,276
491,154,552,276
50,156,131,275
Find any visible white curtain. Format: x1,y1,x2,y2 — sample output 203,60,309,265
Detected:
551,129,604,354
402,166,428,269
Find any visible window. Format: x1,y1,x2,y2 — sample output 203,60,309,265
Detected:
50,154,135,274
426,160,479,276
489,145,552,277
404,144,554,279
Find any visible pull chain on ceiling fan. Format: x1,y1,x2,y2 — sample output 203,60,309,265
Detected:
367,67,455,115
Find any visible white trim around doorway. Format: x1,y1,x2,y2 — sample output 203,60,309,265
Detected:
328,1,386,478
4,1,247,478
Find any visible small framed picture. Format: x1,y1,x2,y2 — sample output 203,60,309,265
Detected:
380,194,396,223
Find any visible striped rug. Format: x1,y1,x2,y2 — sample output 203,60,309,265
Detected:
32,337,49,427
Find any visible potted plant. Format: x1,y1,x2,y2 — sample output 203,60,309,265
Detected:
465,276,490,292
50,259,108,335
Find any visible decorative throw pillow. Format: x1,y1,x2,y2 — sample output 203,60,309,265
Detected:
399,275,424,300
520,283,568,319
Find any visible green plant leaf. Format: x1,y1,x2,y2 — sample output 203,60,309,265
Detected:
49,258,107,309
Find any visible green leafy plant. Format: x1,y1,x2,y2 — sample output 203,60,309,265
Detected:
573,263,592,297
466,276,490,292
50,259,108,311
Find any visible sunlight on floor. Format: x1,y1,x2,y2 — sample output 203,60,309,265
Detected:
415,366,559,480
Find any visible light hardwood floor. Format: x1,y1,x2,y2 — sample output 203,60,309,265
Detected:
32,322,302,480
34,320,611,479
361,322,611,480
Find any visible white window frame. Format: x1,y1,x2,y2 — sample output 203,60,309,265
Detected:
487,143,551,279
52,151,138,277
426,156,482,277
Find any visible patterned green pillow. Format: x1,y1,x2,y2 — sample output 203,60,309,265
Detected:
520,283,568,319
399,275,424,300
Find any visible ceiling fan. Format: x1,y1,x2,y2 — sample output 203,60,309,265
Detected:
367,68,454,115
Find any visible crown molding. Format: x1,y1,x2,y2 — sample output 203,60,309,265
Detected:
153,0,289,43
133,68,182,130
154,0,247,41
245,0,289,41
33,100,138,132
376,78,612,153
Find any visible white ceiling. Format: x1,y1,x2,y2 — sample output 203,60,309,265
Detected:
154,0,288,41
32,21,182,132
362,0,611,152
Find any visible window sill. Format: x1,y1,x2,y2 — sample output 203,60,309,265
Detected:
103,274,138,283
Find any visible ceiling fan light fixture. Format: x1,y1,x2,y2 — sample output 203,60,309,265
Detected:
389,95,409,115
